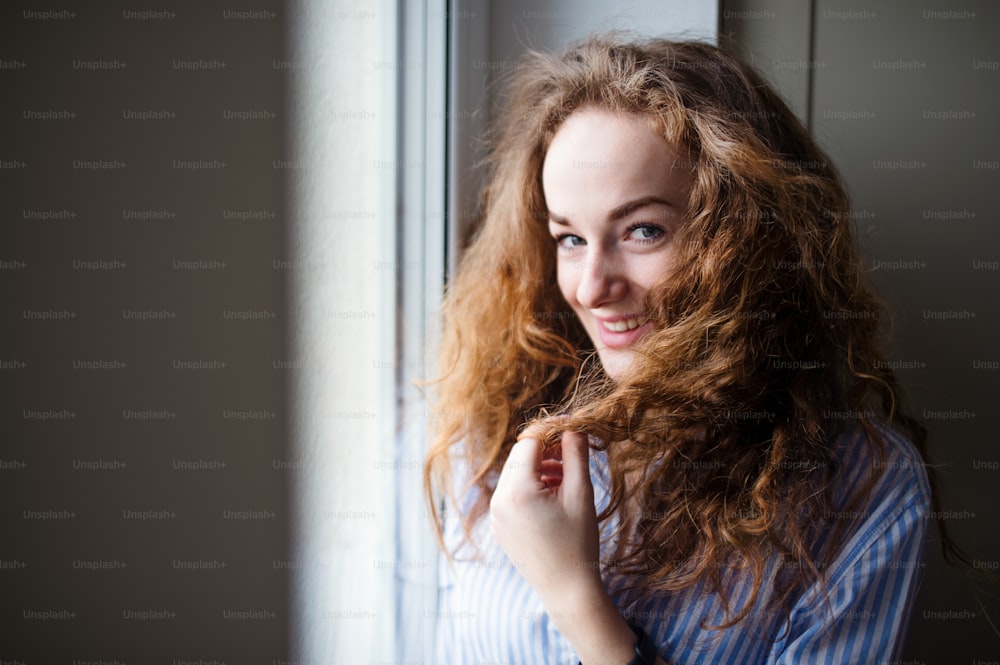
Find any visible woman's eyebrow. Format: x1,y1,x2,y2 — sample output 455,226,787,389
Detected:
548,196,673,225
608,196,673,220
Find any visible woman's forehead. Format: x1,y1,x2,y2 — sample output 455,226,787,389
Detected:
541,107,691,217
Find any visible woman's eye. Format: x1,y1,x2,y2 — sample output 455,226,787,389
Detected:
554,234,585,250
627,224,665,243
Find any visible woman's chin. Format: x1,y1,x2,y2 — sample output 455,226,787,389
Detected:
597,348,637,381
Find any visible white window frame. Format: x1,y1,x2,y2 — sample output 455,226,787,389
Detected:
390,0,452,661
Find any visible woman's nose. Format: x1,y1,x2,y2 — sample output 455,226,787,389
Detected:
575,250,625,309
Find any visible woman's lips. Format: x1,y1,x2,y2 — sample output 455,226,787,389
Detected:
594,316,651,349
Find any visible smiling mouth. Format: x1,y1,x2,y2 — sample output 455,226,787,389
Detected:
599,316,645,332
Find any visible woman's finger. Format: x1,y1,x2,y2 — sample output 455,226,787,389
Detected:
559,430,593,498
496,436,547,498
539,458,564,490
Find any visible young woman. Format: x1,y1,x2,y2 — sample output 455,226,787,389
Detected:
424,36,944,664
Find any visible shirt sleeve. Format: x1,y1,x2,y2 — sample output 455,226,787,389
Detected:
768,478,930,664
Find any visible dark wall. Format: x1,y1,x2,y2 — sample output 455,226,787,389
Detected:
1,4,291,661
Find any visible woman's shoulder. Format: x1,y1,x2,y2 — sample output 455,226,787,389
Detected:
820,420,932,576
829,419,931,511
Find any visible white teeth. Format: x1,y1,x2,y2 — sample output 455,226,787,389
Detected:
602,317,643,332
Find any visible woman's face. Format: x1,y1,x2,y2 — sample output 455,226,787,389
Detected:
542,107,692,380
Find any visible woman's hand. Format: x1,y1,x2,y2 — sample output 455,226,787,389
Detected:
491,425,666,664
489,425,603,614
491,426,646,663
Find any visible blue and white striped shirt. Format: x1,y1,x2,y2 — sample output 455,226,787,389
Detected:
435,424,930,664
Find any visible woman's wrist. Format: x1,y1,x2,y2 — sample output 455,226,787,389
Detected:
544,578,638,665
